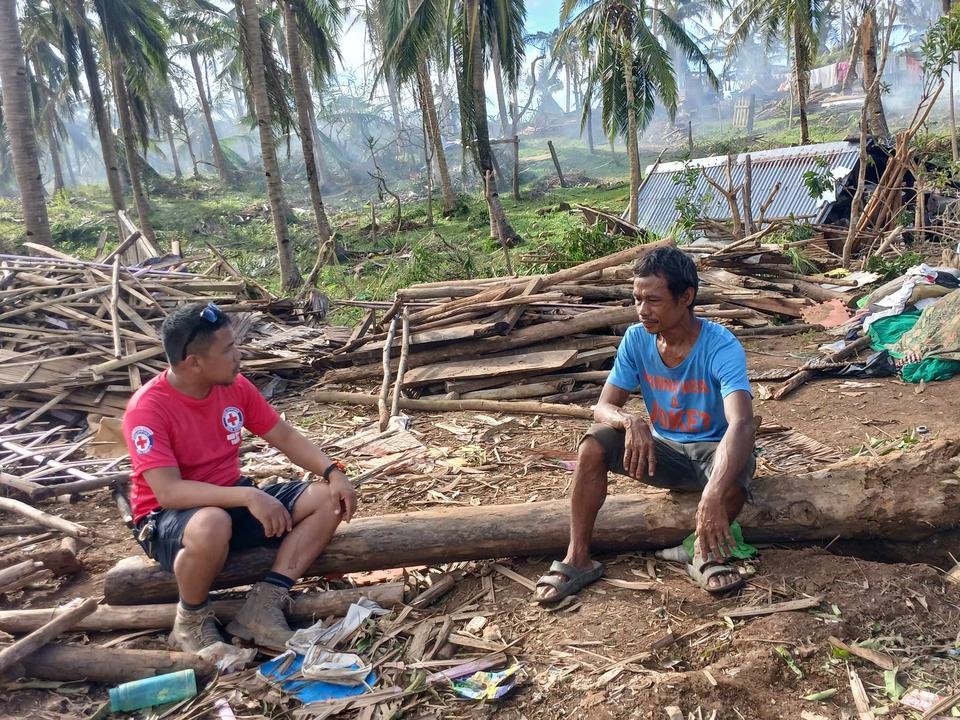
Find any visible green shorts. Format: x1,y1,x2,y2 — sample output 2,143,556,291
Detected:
582,423,754,493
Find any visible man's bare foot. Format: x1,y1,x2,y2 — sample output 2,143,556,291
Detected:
704,567,741,590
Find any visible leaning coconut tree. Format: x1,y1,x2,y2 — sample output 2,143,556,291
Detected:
0,0,52,245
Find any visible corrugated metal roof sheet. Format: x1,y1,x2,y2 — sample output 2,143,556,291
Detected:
632,141,862,235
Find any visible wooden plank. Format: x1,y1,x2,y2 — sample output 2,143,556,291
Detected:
401,349,579,387
719,596,823,619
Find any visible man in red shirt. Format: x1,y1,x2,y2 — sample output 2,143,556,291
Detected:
123,302,357,653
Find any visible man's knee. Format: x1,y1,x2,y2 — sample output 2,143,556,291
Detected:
293,484,339,524
577,437,608,475
183,507,232,549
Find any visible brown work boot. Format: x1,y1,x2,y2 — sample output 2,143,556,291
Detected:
225,581,294,650
169,604,224,653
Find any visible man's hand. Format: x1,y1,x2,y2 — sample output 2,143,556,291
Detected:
328,474,357,523
694,488,736,560
622,415,656,479
247,489,293,538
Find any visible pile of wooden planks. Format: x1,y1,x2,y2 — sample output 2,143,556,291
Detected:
0,248,348,423
315,232,864,414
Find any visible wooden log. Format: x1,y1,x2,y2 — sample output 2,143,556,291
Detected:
542,385,603,404
0,497,92,538
0,597,99,674
0,524,46,536
310,390,594,420
10,643,211,684
772,335,872,400
460,380,573,401
29,472,129,500
0,546,82,577
0,561,43,590
103,437,960,604
0,583,404,634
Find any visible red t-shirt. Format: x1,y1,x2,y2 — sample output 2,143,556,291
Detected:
123,370,280,522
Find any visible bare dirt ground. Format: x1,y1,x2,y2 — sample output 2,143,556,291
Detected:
2,329,959,719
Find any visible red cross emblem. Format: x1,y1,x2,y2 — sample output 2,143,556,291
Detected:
131,426,154,455
221,407,243,432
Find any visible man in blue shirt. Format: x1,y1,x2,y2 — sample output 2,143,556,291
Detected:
536,246,756,602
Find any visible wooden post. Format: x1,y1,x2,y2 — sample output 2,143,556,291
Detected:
378,315,400,431
390,309,411,418
743,154,755,235
547,141,567,188
688,120,693,155
746,93,756,135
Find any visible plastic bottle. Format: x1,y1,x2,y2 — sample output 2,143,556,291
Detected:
108,669,197,712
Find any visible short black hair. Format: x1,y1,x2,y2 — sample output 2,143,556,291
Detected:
161,302,231,365
634,246,699,308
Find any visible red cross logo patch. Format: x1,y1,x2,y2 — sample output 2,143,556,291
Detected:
221,406,244,433
131,426,154,455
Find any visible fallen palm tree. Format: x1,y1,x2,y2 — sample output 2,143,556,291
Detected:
103,436,960,604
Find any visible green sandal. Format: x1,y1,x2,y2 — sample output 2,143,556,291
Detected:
656,545,744,595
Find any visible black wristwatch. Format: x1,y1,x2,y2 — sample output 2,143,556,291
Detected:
322,460,346,483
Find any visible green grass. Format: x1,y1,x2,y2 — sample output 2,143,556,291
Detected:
0,136,633,311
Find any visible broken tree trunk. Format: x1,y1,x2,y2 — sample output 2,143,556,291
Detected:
0,583,403,635
103,437,960,604
9,643,212,684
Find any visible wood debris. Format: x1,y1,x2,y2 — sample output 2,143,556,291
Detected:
317,227,876,414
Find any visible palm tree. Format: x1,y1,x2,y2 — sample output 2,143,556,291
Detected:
281,0,340,273
98,0,169,246
449,0,526,243
238,0,302,289
0,0,52,246
560,0,717,224
723,0,827,144
376,0,460,215
60,0,128,238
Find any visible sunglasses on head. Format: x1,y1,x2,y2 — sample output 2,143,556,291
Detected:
181,302,223,361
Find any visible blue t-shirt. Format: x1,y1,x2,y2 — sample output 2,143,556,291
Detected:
607,319,752,443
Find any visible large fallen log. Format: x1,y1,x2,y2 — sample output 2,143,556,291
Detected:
0,583,404,635
8,643,212,684
103,437,960,604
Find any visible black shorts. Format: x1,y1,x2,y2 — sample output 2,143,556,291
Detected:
582,423,754,494
133,477,311,572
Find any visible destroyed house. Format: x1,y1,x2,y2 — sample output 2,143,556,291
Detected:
631,140,895,236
